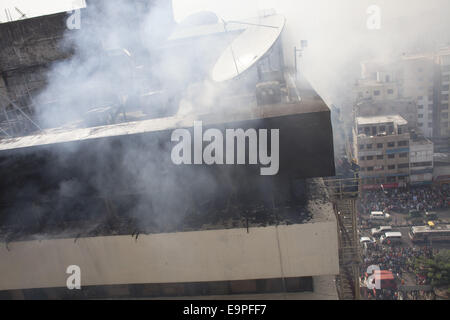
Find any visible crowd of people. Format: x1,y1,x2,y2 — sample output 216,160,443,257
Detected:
359,185,450,215
361,243,438,300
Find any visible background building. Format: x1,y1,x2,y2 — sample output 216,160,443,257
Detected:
356,115,411,189
409,133,434,186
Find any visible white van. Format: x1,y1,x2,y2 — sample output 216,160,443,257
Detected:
371,226,393,237
380,231,402,245
370,211,391,221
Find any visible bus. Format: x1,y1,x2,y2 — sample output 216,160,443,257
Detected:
409,224,450,243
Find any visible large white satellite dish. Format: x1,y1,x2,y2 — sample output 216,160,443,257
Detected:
212,14,286,82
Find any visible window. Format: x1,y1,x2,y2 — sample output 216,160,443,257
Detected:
443,65,450,72
428,123,433,127
398,163,409,168
367,144,373,149
388,165,396,170
359,156,365,161
443,75,450,81
379,126,386,132
367,156,374,160
399,153,408,158
389,126,394,133
442,84,450,91
360,167,365,171
377,143,383,148
388,154,395,159
367,167,374,171
418,123,424,127
418,114,424,118
443,113,449,119
387,176,396,183
377,155,384,160
443,94,449,101
374,90,380,96
418,96,423,100
387,89,394,94
418,105,424,109
398,141,408,147
387,142,395,147
359,145,365,150
411,161,432,167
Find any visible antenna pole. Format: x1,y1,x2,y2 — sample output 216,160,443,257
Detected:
221,18,240,77
226,20,278,29
294,46,297,79
0,94,42,132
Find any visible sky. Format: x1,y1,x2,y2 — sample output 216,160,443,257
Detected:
0,0,85,21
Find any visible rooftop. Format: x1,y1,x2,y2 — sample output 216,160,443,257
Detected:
356,114,408,126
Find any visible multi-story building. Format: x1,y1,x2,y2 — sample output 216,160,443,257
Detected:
396,54,436,138
436,50,450,137
409,133,434,186
358,48,450,139
353,74,399,102
356,115,411,189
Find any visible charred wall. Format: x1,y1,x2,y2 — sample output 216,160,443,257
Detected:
0,106,335,240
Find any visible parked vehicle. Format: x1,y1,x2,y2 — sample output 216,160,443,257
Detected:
370,211,391,221
380,231,402,245
371,226,393,237
360,236,376,244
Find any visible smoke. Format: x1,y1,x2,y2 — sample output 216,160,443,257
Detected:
0,0,290,240
274,0,450,108
4,0,450,240
173,0,450,107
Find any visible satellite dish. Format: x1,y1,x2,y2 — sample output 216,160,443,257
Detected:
212,14,286,82
179,11,219,27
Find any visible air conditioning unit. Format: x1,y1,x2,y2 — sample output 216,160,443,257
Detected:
256,81,282,106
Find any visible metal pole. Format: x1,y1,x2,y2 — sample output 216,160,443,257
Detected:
294,46,298,80
0,94,41,131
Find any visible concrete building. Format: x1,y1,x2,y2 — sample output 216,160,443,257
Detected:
353,78,399,102
397,54,436,138
433,153,450,185
355,115,410,189
0,3,339,300
436,50,450,137
359,48,450,139
409,134,434,186
355,99,418,130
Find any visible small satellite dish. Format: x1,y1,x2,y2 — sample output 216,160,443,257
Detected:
212,14,286,82
179,11,219,27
